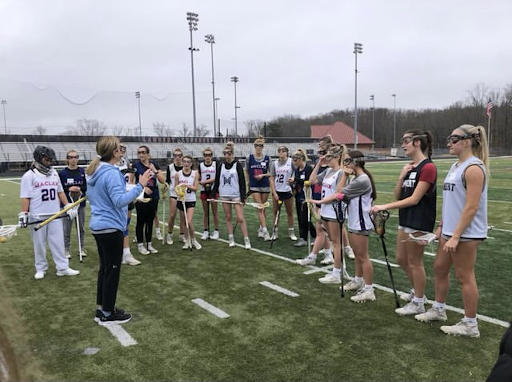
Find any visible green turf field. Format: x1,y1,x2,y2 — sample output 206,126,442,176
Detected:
0,157,510,381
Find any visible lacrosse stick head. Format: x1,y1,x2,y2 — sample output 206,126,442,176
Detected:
175,184,187,199
0,225,18,243
405,232,437,246
370,210,390,237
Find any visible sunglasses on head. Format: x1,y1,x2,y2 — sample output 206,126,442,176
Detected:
67,155,79,159
203,153,212,157
254,144,264,148
447,134,469,144
137,151,147,154
223,151,233,155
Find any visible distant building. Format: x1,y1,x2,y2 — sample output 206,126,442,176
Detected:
310,121,374,151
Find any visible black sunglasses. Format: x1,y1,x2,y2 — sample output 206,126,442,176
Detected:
137,151,147,154
254,144,263,148
67,155,79,159
203,153,213,157
223,151,233,155
343,158,354,164
447,134,469,144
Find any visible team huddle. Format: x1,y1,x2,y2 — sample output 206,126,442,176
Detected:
18,124,489,336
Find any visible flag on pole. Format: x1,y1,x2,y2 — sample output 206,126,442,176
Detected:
487,99,493,119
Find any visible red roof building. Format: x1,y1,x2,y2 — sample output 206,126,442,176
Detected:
310,121,374,150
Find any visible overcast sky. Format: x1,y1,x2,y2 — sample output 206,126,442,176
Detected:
0,0,511,136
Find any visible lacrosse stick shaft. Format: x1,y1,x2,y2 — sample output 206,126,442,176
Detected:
305,187,311,255
180,199,192,250
270,201,283,249
207,199,210,239
69,192,83,262
162,198,166,244
380,236,400,308
34,197,86,231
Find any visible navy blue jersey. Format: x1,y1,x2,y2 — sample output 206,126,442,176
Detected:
58,167,87,207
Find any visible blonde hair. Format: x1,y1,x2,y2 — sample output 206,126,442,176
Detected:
327,143,347,165
292,148,308,162
318,135,333,150
86,136,120,176
254,135,265,145
225,141,235,152
203,146,213,156
457,124,490,175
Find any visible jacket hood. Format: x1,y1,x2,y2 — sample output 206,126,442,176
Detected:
86,162,115,186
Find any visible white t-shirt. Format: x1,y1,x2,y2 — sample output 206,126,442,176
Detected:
20,168,64,216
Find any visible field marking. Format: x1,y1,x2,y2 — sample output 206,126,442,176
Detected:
191,298,230,319
260,281,299,297
103,324,138,347
504,222,512,225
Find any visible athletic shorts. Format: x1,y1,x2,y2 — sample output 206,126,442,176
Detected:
398,225,429,235
277,191,293,200
347,227,372,236
177,201,196,211
200,191,219,201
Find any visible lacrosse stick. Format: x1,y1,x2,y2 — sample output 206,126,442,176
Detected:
270,200,283,249
207,199,270,210
333,200,346,298
0,215,68,243
370,210,400,308
69,191,83,263
304,181,312,254
401,232,437,246
175,184,192,251
34,197,86,231
160,183,169,245
205,184,212,239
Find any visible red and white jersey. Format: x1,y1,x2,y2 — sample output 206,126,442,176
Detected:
199,161,216,191
20,168,64,216
177,170,197,202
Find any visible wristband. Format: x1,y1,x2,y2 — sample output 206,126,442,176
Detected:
335,192,344,201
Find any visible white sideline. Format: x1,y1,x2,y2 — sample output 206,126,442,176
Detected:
260,281,299,297
191,298,230,319
103,324,138,347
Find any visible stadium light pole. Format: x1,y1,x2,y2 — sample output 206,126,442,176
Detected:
370,94,375,142
392,93,397,147
205,34,217,137
1,100,6,134
214,97,220,136
230,76,239,136
135,92,142,137
187,11,199,136
353,43,363,150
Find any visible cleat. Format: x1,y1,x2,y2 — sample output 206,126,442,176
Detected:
342,279,364,291
345,246,355,259
210,230,219,240
228,235,236,248
138,245,150,255
56,268,80,277
257,228,264,238
201,231,209,240
147,244,158,254
179,234,186,243
155,229,163,241
289,229,297,241
415,306,448,322
122,253,141,266
192,239,202,250
244,237,251,250
350,288,376,303
296,256,316,266
440,320,480,338
294,238,308,247
166,233,173,245
320,253,334,265
182,242,191,250
263,231,271,241
395,301,425,316
318,273,341,284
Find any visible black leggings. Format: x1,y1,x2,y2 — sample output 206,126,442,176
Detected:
93,230,123,312
135,198,157,244
295,199,316,241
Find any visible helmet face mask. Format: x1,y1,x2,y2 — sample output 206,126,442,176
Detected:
33,146,56,175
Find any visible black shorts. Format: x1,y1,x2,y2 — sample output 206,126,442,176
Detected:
177,201,196,211
277,191,293,200
128,202,135,211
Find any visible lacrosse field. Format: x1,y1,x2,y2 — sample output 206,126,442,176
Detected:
0,157,510,381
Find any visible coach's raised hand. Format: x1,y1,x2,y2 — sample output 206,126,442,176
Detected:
138,169,152,188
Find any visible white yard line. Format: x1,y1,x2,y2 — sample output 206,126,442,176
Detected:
191,298,230,319
259,281,299,297
102,324,138,347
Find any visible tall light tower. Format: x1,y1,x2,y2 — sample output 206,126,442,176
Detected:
214,97,220,136
135,92,142,137
353,42,363,149
230,76,239,136
392,93,397,147
205,34,217,137
370,94,375,143
1,100,6,134
187,11,199,136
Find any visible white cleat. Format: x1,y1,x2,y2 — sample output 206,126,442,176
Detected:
350,288,376,303
201,231,209,240
56,268,80,277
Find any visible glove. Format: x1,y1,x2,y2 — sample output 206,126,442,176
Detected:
65,205,78,220
18,212,29,228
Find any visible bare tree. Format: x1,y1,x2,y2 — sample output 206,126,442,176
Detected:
111,125,124,136
196,124,210,137
178,123,192,137
245,119,265,137
65,118,107,136
466,83,489,108
33,125,47,135
153,122,174,137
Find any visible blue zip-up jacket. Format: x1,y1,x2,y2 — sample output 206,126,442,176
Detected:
86,162,144,232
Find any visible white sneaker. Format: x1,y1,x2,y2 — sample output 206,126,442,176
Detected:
440,320,480,338
228,235,236,247
350,288,376,303
201,231,209,240
147,244,158,254
257,228,264,238
294,238,308,247
318,273,341,284
395,301,425,316
401,288,415,302
34,271,45,280
138,245,150,255
166,233,173,245
345,246,355,260
342,279,364,291
263,230,271,241
320,253,334,265
192,239,202,250
79,249,88,257
122,253,141,266
210,230,220,240
56,268,80,277
289,229,297,241
179,234,186,243
415,306,448,322
244,237,251,250
182,242,191,250
65,251,71,259
318,248,325,255
155,229,163,241
296,256,316,266
268,229,278,241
